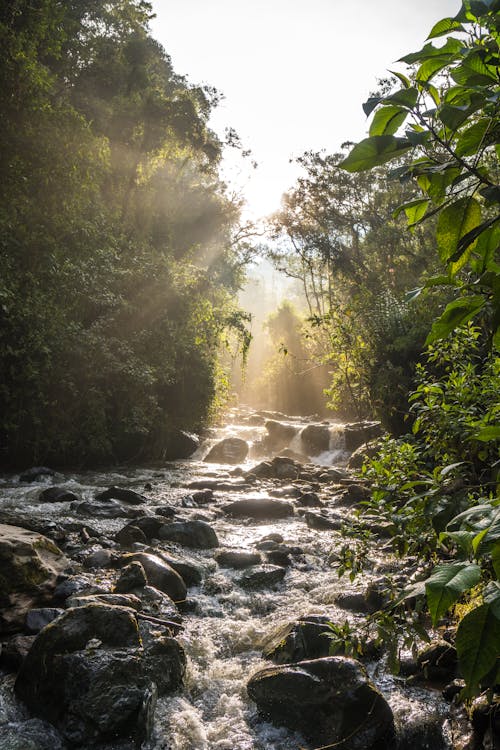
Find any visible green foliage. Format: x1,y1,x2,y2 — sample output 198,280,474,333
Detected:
0,0,250,466
340,0,500,347
269,150,439,427
359,326,500,696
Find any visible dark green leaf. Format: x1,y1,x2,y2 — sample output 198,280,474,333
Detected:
363,97,382,117
455,119,494,157
383,88,419,109
436,197,482,265
339,136,413,173
425,562,481,626
456,602,500,696
449,216,500,272
369,106,408,136
425,295,486,345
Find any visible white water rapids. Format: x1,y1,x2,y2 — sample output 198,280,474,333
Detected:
0,407,464,749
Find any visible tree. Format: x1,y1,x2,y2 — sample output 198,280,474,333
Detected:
0,0,250,466
341,0,500,350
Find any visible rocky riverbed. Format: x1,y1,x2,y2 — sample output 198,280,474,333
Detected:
0,408,488,749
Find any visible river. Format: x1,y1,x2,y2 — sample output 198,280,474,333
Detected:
0,407,470,749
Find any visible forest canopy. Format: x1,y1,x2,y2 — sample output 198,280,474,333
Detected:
0,0,250,467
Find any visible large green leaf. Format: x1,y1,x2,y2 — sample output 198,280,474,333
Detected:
425,295,486,345
428,17,465,39
474,425,500,441
456,601,500,696
339,136,412,173
416,57,452,83
369,106,408,136
455,119,493,157
399,37,462,65
436,197,482,265
425,562,481,626
383,88,419,109
393,198,430,225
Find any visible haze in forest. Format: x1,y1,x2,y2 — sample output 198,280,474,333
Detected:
151,0,460,219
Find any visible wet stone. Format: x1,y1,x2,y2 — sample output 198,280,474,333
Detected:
305,511,342,531
38,486,79,503
223,497,294,520
204,437,248,464
114,561,148,593
158,519,219,549
25,607,64,634
122,552,187,602
215,550,262,569
0,718,65,750
238,564,286,589
95,486,148,505
247,656,394,749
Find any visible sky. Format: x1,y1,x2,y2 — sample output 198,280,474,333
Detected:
150,0,460,220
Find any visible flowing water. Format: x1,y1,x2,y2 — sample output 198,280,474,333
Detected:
0,407,467,749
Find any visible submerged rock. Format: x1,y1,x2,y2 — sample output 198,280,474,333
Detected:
247,656,394,749
204,437,248,464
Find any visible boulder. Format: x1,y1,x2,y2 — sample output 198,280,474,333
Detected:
65,593,142,610
38,486,79,503
215,550,262,569
122,552,187,602
0,524,68,633
344,422,382,452
264,420,297,451
19,467,57,483
157,552,204,587
164,429,200,460
95,486,147,505
247,656,394,749
158,519,219,549
300,424,331,455
416,640,458,684
204,437,248,464
265,548,292,567
262,615,334,663
71,500,144,519
15,603,185,747
0,634,36,670
305,512,342,531
239,564,286,589
114,561,148,593
25,607,64,634
222,498,294,520
296,491,323,507
0,718,65,750
347,440,380,470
